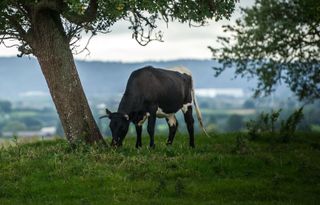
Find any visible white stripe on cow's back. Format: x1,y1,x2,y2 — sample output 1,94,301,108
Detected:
168,66,192,76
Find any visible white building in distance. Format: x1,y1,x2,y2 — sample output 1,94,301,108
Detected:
195,88,245,98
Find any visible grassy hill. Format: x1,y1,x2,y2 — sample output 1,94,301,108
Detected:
0,133,320,205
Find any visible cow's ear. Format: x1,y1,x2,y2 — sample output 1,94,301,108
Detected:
124,114,129,121
106,108,112,116
99,108,112,119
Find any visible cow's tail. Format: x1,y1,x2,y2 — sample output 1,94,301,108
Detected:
191,86,211,138
170,66,212,137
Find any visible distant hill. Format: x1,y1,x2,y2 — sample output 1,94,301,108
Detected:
0,57,259,101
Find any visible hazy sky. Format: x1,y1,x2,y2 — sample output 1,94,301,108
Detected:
0,1,254,62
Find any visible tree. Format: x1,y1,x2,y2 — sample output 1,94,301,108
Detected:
210,0,320,102
0,0,237,144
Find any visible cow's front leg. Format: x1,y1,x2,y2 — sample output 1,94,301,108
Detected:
135,125,142,148
147,114,156,148
166,115,178,145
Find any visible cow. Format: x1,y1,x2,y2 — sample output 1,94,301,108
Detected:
100,66,210,148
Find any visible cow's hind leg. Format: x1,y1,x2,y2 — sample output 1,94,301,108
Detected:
166,115,178,145
147,113,156,148
183,106,195,148
135,125,142,148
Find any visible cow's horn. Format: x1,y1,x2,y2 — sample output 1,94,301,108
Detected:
99,115,109,119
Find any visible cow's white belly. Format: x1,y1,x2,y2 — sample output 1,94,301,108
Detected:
156,108,176,126
137,103,192,127
156,107,173,118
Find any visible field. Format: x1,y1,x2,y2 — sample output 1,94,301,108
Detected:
0,133,320,205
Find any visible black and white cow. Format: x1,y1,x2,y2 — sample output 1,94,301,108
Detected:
100,66,209,148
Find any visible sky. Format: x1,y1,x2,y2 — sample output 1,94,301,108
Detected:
0,1,254,62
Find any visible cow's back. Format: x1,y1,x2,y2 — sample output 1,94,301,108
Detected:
124,66,192,113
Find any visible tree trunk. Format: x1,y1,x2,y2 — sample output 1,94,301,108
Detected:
30,10,104,144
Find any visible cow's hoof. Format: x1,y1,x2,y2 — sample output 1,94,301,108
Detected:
149,144,156,149
166,141,172,146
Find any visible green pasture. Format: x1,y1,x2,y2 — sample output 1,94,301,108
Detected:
0,132,319,204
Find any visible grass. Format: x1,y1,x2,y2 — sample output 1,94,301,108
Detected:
0,133,320,205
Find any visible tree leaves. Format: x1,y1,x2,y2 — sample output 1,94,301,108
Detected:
211,0,320,102
0,0,237,55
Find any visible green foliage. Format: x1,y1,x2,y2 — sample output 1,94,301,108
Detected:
211,0,320,101
1,0,237,54
280,107,304,142
174,177,185,196
232,133,252,155
246,109,281,139
0,133,320,204
246,107,304,142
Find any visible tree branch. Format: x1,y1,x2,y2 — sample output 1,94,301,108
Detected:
2,13,27,40
63,0,98,25
127,10,164,46
33,0,63,13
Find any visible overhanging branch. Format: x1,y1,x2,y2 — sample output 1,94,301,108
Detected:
63,0,98,25
3,14,26,36
2,13,32,44
128,10,163,46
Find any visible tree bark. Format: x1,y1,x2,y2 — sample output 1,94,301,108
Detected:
30,10,104,144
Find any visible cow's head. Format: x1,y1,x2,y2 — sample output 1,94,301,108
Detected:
100,108,130,147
